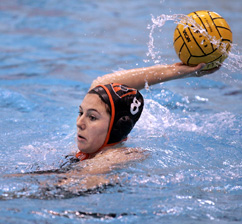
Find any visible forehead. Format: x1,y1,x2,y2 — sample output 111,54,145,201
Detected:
81,93,107,112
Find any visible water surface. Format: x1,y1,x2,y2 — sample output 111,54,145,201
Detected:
0,0,241,223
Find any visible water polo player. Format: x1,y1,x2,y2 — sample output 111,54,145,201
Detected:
74,62,219,163
11,62,219,190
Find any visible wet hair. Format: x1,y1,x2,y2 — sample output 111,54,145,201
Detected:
88,92,111,116
88,83,144,148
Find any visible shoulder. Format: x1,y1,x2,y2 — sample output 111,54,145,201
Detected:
72,147,147,175
96,147,147,164
56,148,148,190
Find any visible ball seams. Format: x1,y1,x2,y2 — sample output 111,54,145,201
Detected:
187,25,206,55
194,12,212,51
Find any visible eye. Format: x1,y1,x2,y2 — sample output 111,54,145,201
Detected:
89,115,97,121
78,111,83,116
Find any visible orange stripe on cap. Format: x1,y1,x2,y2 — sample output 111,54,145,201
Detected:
96,84,115,151
120,90,137,98
113,85,122,93
112,83,137,98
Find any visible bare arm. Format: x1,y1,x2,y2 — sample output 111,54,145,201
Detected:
90,63,219,90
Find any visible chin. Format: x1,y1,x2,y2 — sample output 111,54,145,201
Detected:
77,143,102,154
77,144,87,153
77,146,93,154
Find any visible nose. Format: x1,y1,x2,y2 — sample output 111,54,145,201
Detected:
76,115,86,130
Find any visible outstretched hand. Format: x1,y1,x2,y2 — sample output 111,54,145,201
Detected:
171,62,221,79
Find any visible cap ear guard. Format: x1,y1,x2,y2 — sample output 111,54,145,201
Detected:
108,115,134,144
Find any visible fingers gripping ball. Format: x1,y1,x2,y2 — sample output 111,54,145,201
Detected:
173,10,232,70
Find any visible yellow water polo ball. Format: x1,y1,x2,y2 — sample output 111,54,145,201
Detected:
173,10,232,70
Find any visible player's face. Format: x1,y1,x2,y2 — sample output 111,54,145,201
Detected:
76,94,110,154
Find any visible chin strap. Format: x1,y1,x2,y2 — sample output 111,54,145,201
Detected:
75,151,89,161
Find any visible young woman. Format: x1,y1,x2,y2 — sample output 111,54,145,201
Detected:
13,62,219,192
74,62,217,162
48,62,217,186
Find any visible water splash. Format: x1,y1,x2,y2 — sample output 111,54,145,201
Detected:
223,49,242,72
146,14,242,73
146,14,186,63
137,98,240,142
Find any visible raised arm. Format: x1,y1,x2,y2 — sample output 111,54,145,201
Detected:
90,63,219,90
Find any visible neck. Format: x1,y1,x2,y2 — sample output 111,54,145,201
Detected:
75,146,110,161
75,140,126,161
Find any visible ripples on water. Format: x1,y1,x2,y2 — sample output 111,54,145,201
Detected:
0,0,242,223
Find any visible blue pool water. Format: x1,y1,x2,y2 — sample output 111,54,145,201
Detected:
0,0,242,223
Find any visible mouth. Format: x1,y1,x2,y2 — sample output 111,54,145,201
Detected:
77,133,87,142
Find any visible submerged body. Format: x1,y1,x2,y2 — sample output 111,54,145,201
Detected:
57,147,146,190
